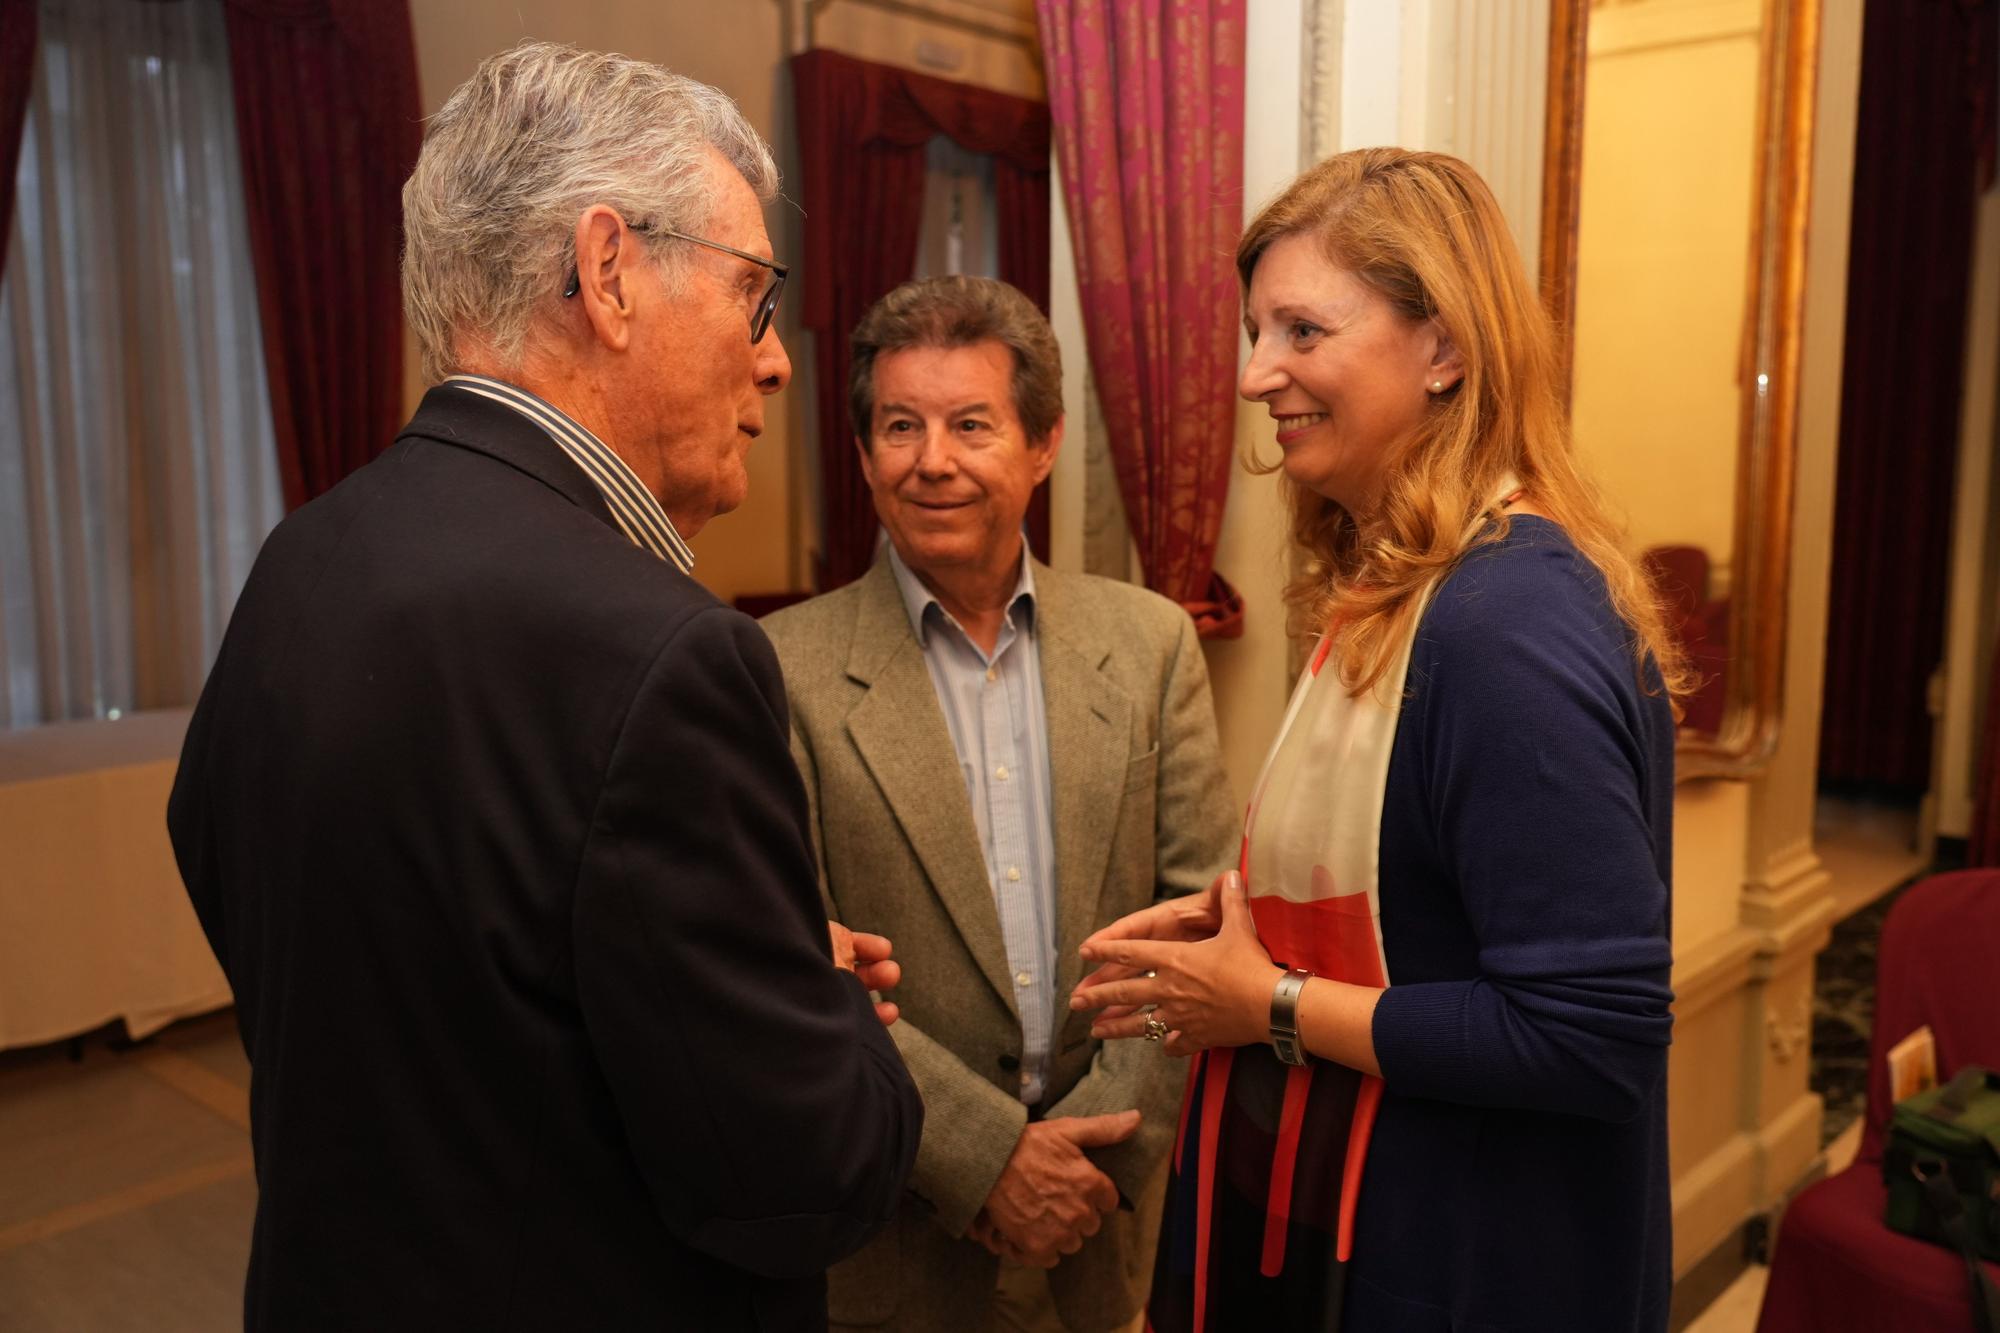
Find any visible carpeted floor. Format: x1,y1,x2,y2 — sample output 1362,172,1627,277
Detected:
1807,834,1969,1145
1808,884,1905,1145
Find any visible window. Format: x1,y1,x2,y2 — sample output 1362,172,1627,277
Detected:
0,0,282,730
913,137,999,280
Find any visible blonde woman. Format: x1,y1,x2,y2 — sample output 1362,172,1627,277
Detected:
1071,149,1687,1333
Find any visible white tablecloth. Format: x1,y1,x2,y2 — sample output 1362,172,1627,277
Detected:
0,709,231,1049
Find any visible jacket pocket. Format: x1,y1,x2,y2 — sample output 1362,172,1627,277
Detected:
1123,744,1160,793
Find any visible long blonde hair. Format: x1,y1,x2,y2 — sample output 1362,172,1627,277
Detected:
1239,148,1691,703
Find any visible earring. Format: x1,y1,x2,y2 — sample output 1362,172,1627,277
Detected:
1431,380,1445,393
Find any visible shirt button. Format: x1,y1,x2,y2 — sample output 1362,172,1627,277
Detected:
986,667,998,682
995,765,1010,781
1006,866,1021,882
1016,971,1033,988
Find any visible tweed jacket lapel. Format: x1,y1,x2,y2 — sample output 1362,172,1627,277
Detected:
1033,566,1134,1021
842,558,1019,1015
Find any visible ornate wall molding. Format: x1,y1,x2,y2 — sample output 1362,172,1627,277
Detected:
1764,996,1810,1064
1301,0,1342,167
1427,0,1553,284
1296,0,1551,278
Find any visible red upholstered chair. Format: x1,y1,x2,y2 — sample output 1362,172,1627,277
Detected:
1757,869,2000,1332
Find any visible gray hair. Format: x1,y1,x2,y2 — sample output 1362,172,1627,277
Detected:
401,41,778,384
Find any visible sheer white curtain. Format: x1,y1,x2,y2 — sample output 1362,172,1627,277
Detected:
0,0,282,730
913,137,999,281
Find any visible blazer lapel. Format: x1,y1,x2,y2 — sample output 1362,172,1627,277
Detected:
842,560,1020,1015
398,383,620,534
1035,566,1133,1014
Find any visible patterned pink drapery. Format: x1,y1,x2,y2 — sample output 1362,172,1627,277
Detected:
1035,0,1246,638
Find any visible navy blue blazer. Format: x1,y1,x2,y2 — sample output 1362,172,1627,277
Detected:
169,386,921,1331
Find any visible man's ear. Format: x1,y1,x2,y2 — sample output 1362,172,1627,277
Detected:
1028,415,1064,486
1426,318,1465,392
572,206,638,353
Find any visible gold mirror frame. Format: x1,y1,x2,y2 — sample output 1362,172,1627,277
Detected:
1540,0,1822,783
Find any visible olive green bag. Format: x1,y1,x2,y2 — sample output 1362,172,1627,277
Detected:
1883,1066,2000,1331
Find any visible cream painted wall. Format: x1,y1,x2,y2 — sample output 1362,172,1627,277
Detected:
1569,0,1761,564
1672,780,1751,953
405,0,805,605
1199,0,1308,806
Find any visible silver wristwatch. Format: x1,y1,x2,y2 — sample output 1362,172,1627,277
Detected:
1270,967,1313,1066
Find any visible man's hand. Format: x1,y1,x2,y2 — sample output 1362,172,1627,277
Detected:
828,921,903,1026
969,1110,1140,1268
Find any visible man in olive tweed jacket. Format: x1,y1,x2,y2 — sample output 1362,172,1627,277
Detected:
762,277,1237,1332
764,555,1235,1332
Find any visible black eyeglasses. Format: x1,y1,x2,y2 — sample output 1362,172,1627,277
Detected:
563,220,789,344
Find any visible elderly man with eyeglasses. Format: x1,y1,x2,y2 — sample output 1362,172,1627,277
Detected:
168,41,920,1331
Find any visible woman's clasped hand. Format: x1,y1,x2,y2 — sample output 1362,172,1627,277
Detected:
1071,870,1278,1057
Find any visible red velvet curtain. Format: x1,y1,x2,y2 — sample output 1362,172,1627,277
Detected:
1818,0,1998,790
220,0,422,511
1035,0,1246,638
0,0,36,266
791,48,1052,592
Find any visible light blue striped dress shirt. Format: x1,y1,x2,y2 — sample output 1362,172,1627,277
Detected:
441,374,695,574
888,544,1059,1106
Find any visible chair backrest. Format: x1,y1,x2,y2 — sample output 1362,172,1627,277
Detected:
1860,868,2000,1163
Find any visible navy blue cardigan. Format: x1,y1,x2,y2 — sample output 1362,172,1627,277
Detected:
1350,518,1676,1332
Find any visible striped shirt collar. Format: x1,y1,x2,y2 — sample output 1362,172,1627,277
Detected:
887,541,1036,648
442,373,694,574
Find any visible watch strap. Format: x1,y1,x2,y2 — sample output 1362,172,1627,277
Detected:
1270,967,1313,1066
